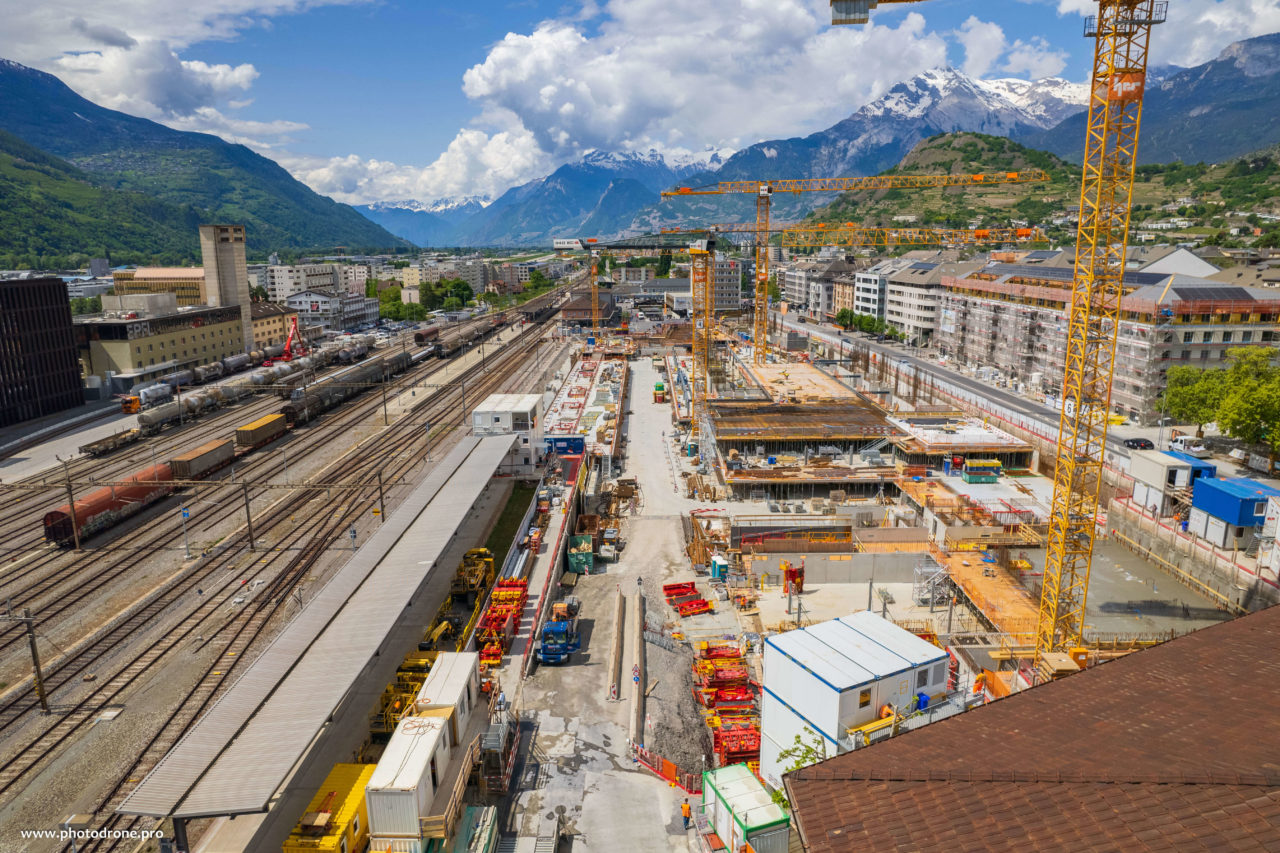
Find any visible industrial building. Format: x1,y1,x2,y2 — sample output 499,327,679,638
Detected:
199,224,254,347
74,293,246,389
936,264,1280,421
0,276,85,427
250,302,299,349
112,267,208,306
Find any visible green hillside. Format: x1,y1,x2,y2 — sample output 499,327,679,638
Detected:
805,133,1077,232
0,129,202,267
805,132,1280,249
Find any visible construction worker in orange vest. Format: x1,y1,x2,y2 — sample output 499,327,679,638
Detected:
681,798,692,830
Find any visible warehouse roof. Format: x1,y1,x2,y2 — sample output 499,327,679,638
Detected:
119,434,516,819
785,605,1280,853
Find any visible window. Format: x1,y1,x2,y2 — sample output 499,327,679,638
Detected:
1223,331,1233,343
916,669,928,690
933,662,946,684
352,815,359,835
1181,350,1191,360
1200,350,1209,360
1256,501,1268,516
1182,331,1193,343
859,689,871,708
1202,331,1212,343
339,839,347,853
1221,350,1229,360
1243,331,1253,343
148,344,153,352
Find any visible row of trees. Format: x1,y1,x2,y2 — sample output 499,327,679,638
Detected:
69,295,102,315
833,308,907,341
1161,347,1280,460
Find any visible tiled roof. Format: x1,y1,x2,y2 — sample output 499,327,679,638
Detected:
786,605,1280,852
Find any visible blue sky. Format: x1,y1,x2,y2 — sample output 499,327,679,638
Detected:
3,0,1278,204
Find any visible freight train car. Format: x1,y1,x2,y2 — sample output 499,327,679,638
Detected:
281,352,412,426
193,362,225,383
170,439,235,479
221,353,253,373
414,326,441,346
44,463,175,545
236,414,287,449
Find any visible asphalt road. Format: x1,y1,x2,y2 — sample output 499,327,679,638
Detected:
773,313,1133,461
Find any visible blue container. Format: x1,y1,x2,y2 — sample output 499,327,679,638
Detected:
916,692,930,711
767,456,777,465
943,459,952,475
1192,477,1280,527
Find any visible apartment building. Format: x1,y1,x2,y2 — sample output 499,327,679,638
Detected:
885,261,982,346
935,263,1280,422
781,258,855,317
340,264,371,294
611,266,656,284
714,256,743,313
285,289,379,331
266,265,339,302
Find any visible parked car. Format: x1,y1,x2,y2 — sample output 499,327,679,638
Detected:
1123,438,1155,450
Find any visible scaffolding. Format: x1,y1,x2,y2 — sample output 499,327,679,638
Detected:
913,555,950,607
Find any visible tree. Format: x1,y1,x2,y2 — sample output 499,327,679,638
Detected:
443,296,462,310
250,285,269,302
447,280,474,304
1218,377,1280,463
656,250,672,278
1160,366,1227,437
767,275,781,301
527,269,551,291
834,308,856,330
769,727,829,809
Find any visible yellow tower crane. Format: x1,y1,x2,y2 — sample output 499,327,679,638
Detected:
661,170,1049,365
666,223,1046,247
834,0,1167,668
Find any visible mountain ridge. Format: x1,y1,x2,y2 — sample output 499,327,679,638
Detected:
0,57,406,253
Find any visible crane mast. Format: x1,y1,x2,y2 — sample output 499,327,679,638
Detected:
1037,0,1165,663
828,0,1165,666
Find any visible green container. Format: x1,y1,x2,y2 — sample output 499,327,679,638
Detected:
567,535,594,574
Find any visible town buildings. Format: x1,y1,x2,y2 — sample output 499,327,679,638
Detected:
285,289,379,332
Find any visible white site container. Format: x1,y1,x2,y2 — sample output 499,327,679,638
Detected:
366,715,452,839
761,612,948,787
413,651,480,736
1188,507,1209,539
701,764,790,853
369,839,424,853
1129,449,1191,492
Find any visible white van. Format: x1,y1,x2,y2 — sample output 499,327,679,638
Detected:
1169,435,1211,458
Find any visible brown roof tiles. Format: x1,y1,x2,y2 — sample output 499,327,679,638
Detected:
785,604,1280,852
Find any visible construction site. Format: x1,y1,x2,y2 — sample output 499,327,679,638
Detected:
8,3,1279,852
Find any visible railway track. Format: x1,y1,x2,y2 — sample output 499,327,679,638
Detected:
0,347,473,673
0,324,557,844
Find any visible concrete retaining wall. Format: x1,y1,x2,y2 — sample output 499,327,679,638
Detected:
749,552,919,584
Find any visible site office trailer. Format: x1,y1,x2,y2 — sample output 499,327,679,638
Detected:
413,651,481,743
701,764,790,853
759,612,948,788
366,714,454,852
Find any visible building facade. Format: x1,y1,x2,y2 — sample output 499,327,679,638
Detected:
713,256,743,313
112,267,207,305
199,224,253,348
251,302,299,349
936,263,1280,421
0,278,85,427
885,261,982,346
266,264,339,303
285,289,378,331
75,294,245,387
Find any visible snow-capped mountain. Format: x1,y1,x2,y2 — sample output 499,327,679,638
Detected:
359,65,1094,246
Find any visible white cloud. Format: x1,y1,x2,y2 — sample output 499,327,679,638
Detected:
458,1,949,162
277,123,555,204
0,2,367,146
1001,36,1068,79
1056,0,1280,68
954,16,1006,78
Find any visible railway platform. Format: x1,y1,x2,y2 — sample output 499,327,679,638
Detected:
119,433,518,851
